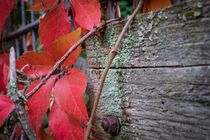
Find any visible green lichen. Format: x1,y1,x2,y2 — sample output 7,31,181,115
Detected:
101,69,126,115
136,13,145,18
184,8,200,16
86,10,167,139
93,26,133,67
184,8,201,17
157,11,168,20
147,11,156,20
88,9,166,68
7,78,17,97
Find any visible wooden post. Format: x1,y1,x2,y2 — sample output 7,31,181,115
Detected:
86,0,210,139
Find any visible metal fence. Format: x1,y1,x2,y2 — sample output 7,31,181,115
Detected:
3,0,182,59
4,0,43,59
3,0,88,73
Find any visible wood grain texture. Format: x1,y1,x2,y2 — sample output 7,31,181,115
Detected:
85,0,210,139
86,0,210,68
87,67,210,139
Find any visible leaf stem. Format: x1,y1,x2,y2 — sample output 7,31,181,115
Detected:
84,0,143,139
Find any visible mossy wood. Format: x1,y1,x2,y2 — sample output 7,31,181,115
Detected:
85,0,210,139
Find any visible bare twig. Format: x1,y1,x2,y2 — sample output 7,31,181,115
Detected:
25,18,120,99
10,123,18,140
9,47,36,140
84,0,144,139
20,132,24,140
18,80,30,85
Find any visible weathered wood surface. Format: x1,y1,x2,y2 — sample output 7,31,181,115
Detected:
85,0,210,139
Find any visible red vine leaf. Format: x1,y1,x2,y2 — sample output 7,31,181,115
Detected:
71,7,87,35
39,127,54,140
29,0,59,11
0,53,9,65
0,53,9,93
49,103,86,140
39,2,71,56
53,68,88,123
71,0,101,31
0,0,15,38
16,51,55,78
0,95,15,127
51,28,81,66
0,65,9,94
26,76,57,137
142,0,172,13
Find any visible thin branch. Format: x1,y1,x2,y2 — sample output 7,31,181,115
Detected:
10,123,18,140
84,0,144,139
16,69,27,77
25,18,120,99
18,80,30,85
9,47,36,140
20,132,24,140
25,29,96,99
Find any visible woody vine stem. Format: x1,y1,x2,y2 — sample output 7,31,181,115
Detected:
85,0,143,139
25,18,120,99
7,18,119,139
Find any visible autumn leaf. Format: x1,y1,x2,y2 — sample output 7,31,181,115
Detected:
39,127,54,140
0,53,9,93
71,7,87,35
49,103,86,140
0,65,9,94
0,95,15,127
0,0,15,38
51,28,81,66
26,76,57,137
0,53,9,65
142,0,172,13
39,2,71,56
29,0,59,11
53,68,88,123
16,51,55,78
71,0,101,31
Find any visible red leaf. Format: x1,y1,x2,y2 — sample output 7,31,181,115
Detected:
71,0,101,31
0,53,9,93
29,0,59,11
0,0,15,38
26,76,57,136
0,95,15,127
0,65,9,93
39,3,71,56
49,103,86,140
53,68,88,123
0,53,9,66
16,51,55,78
71,7,87,35
51,28,81,66
15,127,21,138
142,0,172,13
39,127,54,140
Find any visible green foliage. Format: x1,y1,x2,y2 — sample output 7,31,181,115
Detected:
119,0,133,18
